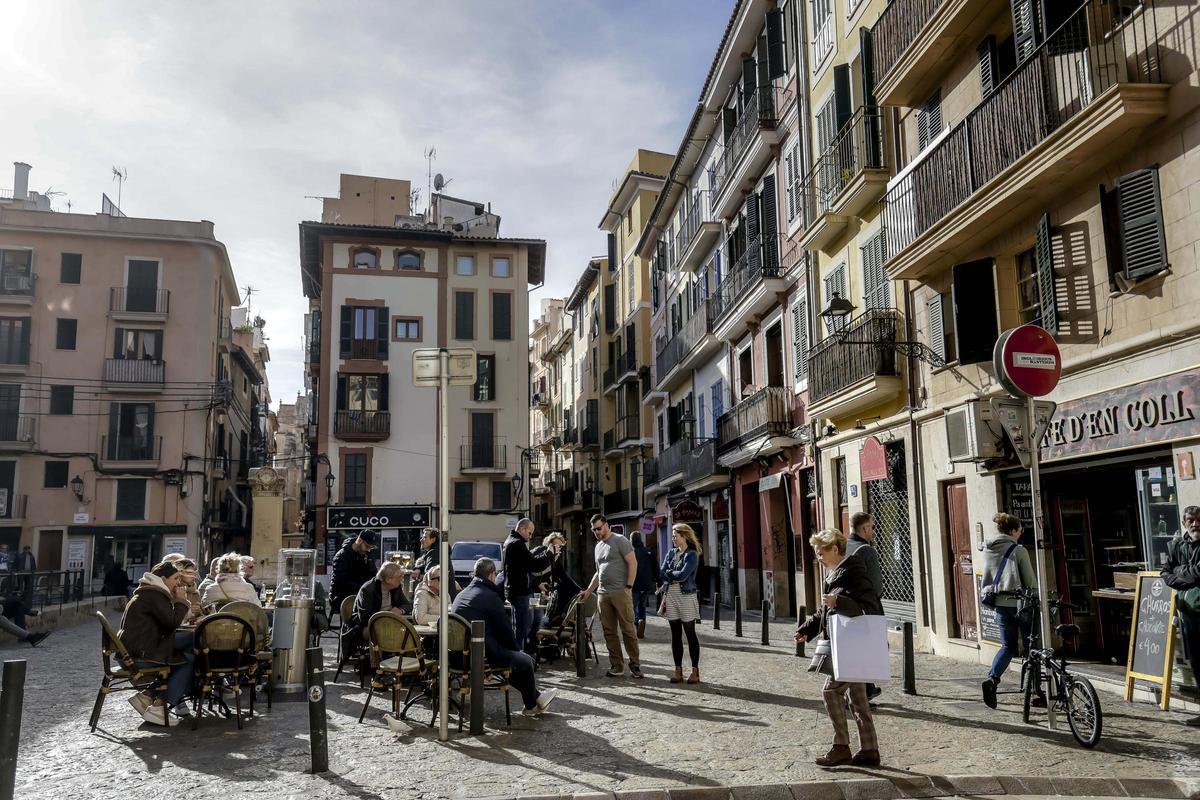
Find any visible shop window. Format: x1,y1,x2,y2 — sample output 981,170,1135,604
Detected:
115,479,147,520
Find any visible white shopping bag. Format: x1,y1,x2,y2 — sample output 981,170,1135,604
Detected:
829,613,891,683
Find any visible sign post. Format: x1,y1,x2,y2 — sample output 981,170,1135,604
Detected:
413,347,475,742
993,324,1061,731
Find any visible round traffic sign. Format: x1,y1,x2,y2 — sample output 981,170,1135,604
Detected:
993,324,1061,398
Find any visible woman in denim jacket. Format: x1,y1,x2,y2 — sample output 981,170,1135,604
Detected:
659,523,702,684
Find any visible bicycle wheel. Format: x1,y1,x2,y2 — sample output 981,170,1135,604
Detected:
1066,676,1103,748
1023,661,1040,724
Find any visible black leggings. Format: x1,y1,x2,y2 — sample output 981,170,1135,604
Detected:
669,619,700,668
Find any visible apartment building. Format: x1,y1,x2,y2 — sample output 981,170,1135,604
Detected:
299,173,544,571
528,298,572,537
0,162,245,585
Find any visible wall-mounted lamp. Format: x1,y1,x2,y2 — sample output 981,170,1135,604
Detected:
70,474,85,502
854,416,882,430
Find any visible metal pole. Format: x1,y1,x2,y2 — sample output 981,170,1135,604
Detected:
734,595,743,638
902,621,916,695
469,620,485,735
438,349,451,742
795,605,806,657
575,600,587,677
1027,395,1056,731
0,660,25,800
712,591,720,630
760,600,770,645
304,647,328,773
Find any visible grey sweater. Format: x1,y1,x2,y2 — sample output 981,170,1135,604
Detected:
980,533,1037,608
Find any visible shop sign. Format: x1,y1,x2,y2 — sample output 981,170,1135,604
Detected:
1040,372,1200,462
671,499,703,523
326,505,431,530
163,536,188,555
640,518,656,534
860,436,888,482
758,473,783,491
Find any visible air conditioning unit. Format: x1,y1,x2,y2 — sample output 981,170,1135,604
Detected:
945,400,1003,462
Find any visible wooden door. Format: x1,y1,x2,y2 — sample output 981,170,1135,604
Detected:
126,259,159,312
944,482,978,641
38,529,63,572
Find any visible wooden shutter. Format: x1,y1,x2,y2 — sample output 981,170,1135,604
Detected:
766,9,786,78
978,36,998,96
493,293,512,340
455,292,474,339
757,35,774,120
378,373,389,412
951,258,999,365
926,294,946,363
761,175,779,275
722,107,737,145
745,193,761,273
918,91,942,151
1012,0,1039,63
833,64,852,133
859,26,876,106
860,27,881,168
339,305,351,358
107,403,120,456
1034,214,1058,333
791,295,809,383
1115,167,1167,280
113,327,124,359
336,374,347,411
376,306,389,359
607,233,616,272
742,57,757,104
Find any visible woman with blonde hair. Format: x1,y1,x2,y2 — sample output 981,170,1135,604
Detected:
659,523,703,684
200,552,261,609
795,528,884,767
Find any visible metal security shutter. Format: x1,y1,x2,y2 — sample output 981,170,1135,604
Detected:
861,230,889,310
867,442,916,623
927,293,946,362
1115,167,1168,280
978,36,998,96
761,175,779,274
1034,214,1058,333
791,295,809,383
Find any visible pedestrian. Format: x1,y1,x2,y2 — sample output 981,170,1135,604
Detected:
330,530,378,616
503,518,552,651
846,512,884,702
0,544,10,573
630,530,659,639
979,512,1041,710
1162,505,1200,727
660,523,702,684
542,532,580,629
102,559,132,598
795,528,883,767
14,545,35,573
0,590,46,647
579,514,642,678
119,561,194,725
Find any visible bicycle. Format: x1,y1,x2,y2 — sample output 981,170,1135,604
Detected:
1014,587,1103,747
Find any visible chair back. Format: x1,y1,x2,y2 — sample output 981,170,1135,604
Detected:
195,613,255,672
580,592,599,624
222,601,270,648
366,612,422,669
556,595,581,634
97,611,136,670
446,612,474,670
339,595,357,629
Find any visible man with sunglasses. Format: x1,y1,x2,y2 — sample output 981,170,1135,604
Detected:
580,514,641,678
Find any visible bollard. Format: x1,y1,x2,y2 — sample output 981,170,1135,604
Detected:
575,601,587,677
903,621,917,696
712,592,721,630
304,647,328,774
469,620,485,735
761,600,770,645
0,660,26,800
734,595,743,638
795,605,806,658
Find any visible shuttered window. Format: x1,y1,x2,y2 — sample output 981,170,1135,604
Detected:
115,479,147,520
761,175,779,274
454,291,475,340
1012,0,1039,63
785,146,799,222
1115,167,1168,281
491,481,511,511
926,293,947,363
453,481,474,511
492,292,512,340
917,91,942,151
1034,214,1058,332
822,264,848,334
978,36,998,96
861,230,889,310
791,294,809,385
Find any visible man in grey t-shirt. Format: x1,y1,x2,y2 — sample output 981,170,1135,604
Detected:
580,514,641,677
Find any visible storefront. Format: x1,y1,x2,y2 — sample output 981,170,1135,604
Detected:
324,504,433,566
70,523,190,588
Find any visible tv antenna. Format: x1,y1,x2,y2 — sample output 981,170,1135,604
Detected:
424,146,437,210
41,186,66,210
243,284,256,315
111,167,128,210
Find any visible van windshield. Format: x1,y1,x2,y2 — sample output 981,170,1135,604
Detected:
450,542,502,561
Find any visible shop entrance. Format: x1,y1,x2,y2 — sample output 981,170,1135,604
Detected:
92,533,159,583
943,481,978,641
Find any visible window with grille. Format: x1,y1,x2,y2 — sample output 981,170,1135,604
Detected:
860,230,890,310
811,0,834,68
453,481,474,511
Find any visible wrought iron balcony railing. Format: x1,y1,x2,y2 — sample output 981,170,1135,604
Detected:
798,106,885,223
334,409,391,439
716,387,791,453
110,287,170,315
104,358,165,385
656,300,714,385
459,436,506,471
683,439,721,484
711,91,777,201
711,243,779,325
808,310,900,404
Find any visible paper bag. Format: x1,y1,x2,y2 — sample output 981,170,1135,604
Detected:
830,613,891,683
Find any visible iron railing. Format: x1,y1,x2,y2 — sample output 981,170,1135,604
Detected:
672,191,715,267
334,410,391,438
104,358,165,384
716,387,791,453
0,415,34,443
711,243,780,325
658,438,689,481
614,349,638,380
459,436,506,470
808,309,900,404
0,570,96,615
582,489,602,511
102,435,162,462
799,106,885,223
562,424,578,446
109,287,170,314
711,91,776,200
0,340,30,366
642,458,659,487
638,366,653,400
580,421,599,449
656,300,714,385
558,487,579,508
683,439,721,484
602,363,616,390
603,429,615,451
0,272,33,297
218,316,233,340
603,489,634,515
349,338,382,360
616,414,640,445
884,0,1162,262
870,0,943,85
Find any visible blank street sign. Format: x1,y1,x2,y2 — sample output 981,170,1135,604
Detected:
413,347,477,387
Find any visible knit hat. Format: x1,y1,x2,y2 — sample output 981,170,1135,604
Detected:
151,562,179,579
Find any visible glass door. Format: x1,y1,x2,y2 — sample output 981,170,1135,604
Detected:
1137,464,1179,570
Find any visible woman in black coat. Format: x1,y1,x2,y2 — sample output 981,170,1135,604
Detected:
795,528,884,768
541,532,580,629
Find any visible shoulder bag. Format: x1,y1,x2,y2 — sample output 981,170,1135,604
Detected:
979,543,1018,608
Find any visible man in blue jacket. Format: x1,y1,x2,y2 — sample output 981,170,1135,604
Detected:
451,557,557,716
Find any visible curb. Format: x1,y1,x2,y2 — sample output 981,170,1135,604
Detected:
499,775,1200,800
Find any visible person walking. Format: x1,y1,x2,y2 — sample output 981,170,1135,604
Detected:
847,512,884,702
503,518,552,652
630,530,659,639
330,530,378,616
579,514,642,678
1163,505,1200,727
660,523,702,684
980,512,1040,710
795,528,884,767
0,591,47,647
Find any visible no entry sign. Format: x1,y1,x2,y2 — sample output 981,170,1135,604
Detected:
993,324,1061,398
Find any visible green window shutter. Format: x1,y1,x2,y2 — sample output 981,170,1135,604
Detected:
833,64,852,133
766,9,786,79
791,296,809,383
1115,167,1168,280
1034,214,1058,333
378,373,389,412
745,193,761,273
756,35,774,120
1012,0,1039,63
377,306,389,359
978,36,998,96
742,57,757,103
927,294,946,363
339,306,351,357
760,175,779,274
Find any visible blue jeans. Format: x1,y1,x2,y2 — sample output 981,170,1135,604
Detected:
988,606,1030,684
632,589,652,625
510,595,532,651
165,630,196,707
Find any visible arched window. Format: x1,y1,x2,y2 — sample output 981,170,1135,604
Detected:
350,246,379,270
395,249,422,271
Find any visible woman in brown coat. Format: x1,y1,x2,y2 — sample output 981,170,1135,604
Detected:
119,561,194,725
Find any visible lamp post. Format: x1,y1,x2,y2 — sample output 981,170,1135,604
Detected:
818,292,946,368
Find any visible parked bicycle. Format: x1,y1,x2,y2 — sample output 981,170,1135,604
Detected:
1015,587,1103,747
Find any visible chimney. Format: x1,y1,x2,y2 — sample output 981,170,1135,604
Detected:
12,163,30,201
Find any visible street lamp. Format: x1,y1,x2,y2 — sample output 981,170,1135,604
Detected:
70,474,85,502
510,470,523,500
819,292,946,368
324,469,335,502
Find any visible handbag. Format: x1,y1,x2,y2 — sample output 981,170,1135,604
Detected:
829,613,891,683
807,636,833,675
979,543,1019,608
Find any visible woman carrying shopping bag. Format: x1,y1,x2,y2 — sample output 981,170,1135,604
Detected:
795,528,885,767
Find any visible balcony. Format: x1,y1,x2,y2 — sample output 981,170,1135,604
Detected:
656,300,718,392
616,413,642,447
0,340,30,373
602,429,617,456
716,387,791,454
460,437,507,473
0,415,35,451
562,424,578,447
884,1,1169,280
711,91,781,220
672,191,722,275
603,489,637,517
534,426,561,450
334,409,391,441
799,107,888,254
581,489,602,511
711,245,786,341
104,358,165,391
0,272,34,305
807,310,903,419
602,364,616,392
109,287,170,321
531,391,550,410
558,487,580,511
307,341,321,369
348,338,384,360
100,435,162,469
683,439,727,492
580,422,599,450
872,0,1006,108
0,493,27,521
653,439,688,488
638,366,659,405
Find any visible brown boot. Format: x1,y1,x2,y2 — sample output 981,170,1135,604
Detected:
814,745,852,767
851,749,881,766
670,668,684,683
686,668,700,684
636,619,646,639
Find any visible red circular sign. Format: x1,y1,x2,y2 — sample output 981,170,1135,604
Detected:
993,324,1061,397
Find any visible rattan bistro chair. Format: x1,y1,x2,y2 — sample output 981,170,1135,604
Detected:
221,600,273,709
358,612,432,724
334,595,369,685
445,612,511,730
88,611,172,731
192,613,257,730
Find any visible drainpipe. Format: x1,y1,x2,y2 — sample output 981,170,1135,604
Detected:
903,281,933,629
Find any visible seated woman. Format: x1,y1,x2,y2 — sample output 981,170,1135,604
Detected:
200,553,262,609
119,561,195,725
239,556,264,595
160,554,203,621
411,565,442,626
541,532,580,630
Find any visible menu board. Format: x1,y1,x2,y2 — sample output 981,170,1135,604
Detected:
976,575,1003,645
1124,572,1177,710
1003,474,1036,545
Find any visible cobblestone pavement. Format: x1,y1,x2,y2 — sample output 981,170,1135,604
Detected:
8,611,1199,800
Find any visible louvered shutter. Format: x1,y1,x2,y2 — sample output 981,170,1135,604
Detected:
339,306,351,358
978,36,998,96
742,57,757,104
722,108,737,145
1115,167,1167,280
761,175,779,275
927,294,946,362
377,306,389,359
757,35,774,120
336,374,347,411
607,233,616,271
791,296,809,383
745,193,761,273
378,373,389,412
784,149,796,222
860,27,881,168
833,64,852,133
1034,214,1058,333
1012,0,1039,63
918,91,942,151
767,9,786,78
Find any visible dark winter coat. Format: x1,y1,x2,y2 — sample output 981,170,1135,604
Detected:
795,552,885,642
350,577,412,632
501,532,551,600
119,575,189,664
1162,532,1200,596
330,538,375,610
450,576,520,666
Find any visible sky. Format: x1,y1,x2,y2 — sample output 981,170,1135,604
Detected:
0,1,732,407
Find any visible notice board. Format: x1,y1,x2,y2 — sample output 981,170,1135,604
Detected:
1124,571,1177,710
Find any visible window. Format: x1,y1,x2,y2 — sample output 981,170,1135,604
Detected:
491,292,512,340
344,375,382,411
926,291,956,364
395,250,422,271
811,0,834,68
1101,166,1168,285
491,481,511,511
339,305,388,359
453,481,474,511
917,91,943,151
491,257,511,278
454,291,475,339
834,457,849,531
474,355,496,402
625,208,632,233
60,253,82,284
115,479,147,520
711,380,724,433
55,318,77,350
113,328,162,360
43,461,69,488
698,393,706,439
0,318,29,365
107,402,155,460
1016,248,1041,326
49,385,73,415
455,255,475,276
393,317,421,341
350,247,378,270
343,454,367,504
860,230,889,310
785,144,801,223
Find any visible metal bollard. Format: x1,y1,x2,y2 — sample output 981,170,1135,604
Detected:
903,621,917,695
575,601,587,677
712,592,721,630
469,620,485,735
734,595,743,638
304,647,328,773
0,660,26,800
761,600,770,645
795,605,806,658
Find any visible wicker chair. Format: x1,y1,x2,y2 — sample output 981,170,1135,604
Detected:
537,594,599,665
333,595,368,684
87,611,173,731
192,613,257,729
445,612,511,730
358,612,431,724
220,600,273,709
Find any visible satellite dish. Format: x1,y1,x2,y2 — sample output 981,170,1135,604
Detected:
433,173,445,191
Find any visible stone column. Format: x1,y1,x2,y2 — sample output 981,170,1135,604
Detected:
249,467,285,586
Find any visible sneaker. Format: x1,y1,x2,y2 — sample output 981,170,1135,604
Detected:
171,702,192,719
982,677,997,709
140,703,175,727
604,667,624,678
629,666,643,679
866,685,882,701
535,688,557,714
128,693,152,715
25,632,49,647
383,713,406,732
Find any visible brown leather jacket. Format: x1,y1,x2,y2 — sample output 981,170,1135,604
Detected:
119,575,189,664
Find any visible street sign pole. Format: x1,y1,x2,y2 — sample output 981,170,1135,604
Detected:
438,347,450,743
1026,394,1056,731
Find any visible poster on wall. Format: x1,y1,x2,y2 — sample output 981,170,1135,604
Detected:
163,536,188,557
66,538,88,571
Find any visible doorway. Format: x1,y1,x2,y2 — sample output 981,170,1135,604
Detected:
37,528,63,572
943,481,978,641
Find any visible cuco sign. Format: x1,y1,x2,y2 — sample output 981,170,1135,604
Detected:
326,505,431,530
993,324,1061,398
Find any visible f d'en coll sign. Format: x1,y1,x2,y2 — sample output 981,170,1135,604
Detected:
327,505,432,530
1039,372,1199,462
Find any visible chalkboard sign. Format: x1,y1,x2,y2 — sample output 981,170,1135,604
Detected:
1124,571,1177,710
976,575,1003,645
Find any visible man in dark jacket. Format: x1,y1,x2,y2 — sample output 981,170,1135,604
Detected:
502,519,551,651
847,512,884,701
1163,505,1200,727
119,561,193,725
342,563,412,665
330,530,377,616
451,557,557,716
630,531,659,638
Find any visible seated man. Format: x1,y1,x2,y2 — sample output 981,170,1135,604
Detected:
344,563,413,663
0,591,47,647
450,557,557,717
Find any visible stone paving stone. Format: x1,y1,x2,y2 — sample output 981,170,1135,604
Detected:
942,776,1005,796
838,778,899,800
666,788,733,800
888,776,939,798
1052,777,1124,797
1120,779,1186,799
787,780,848,800
729,784,795,800
614,790,670,800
